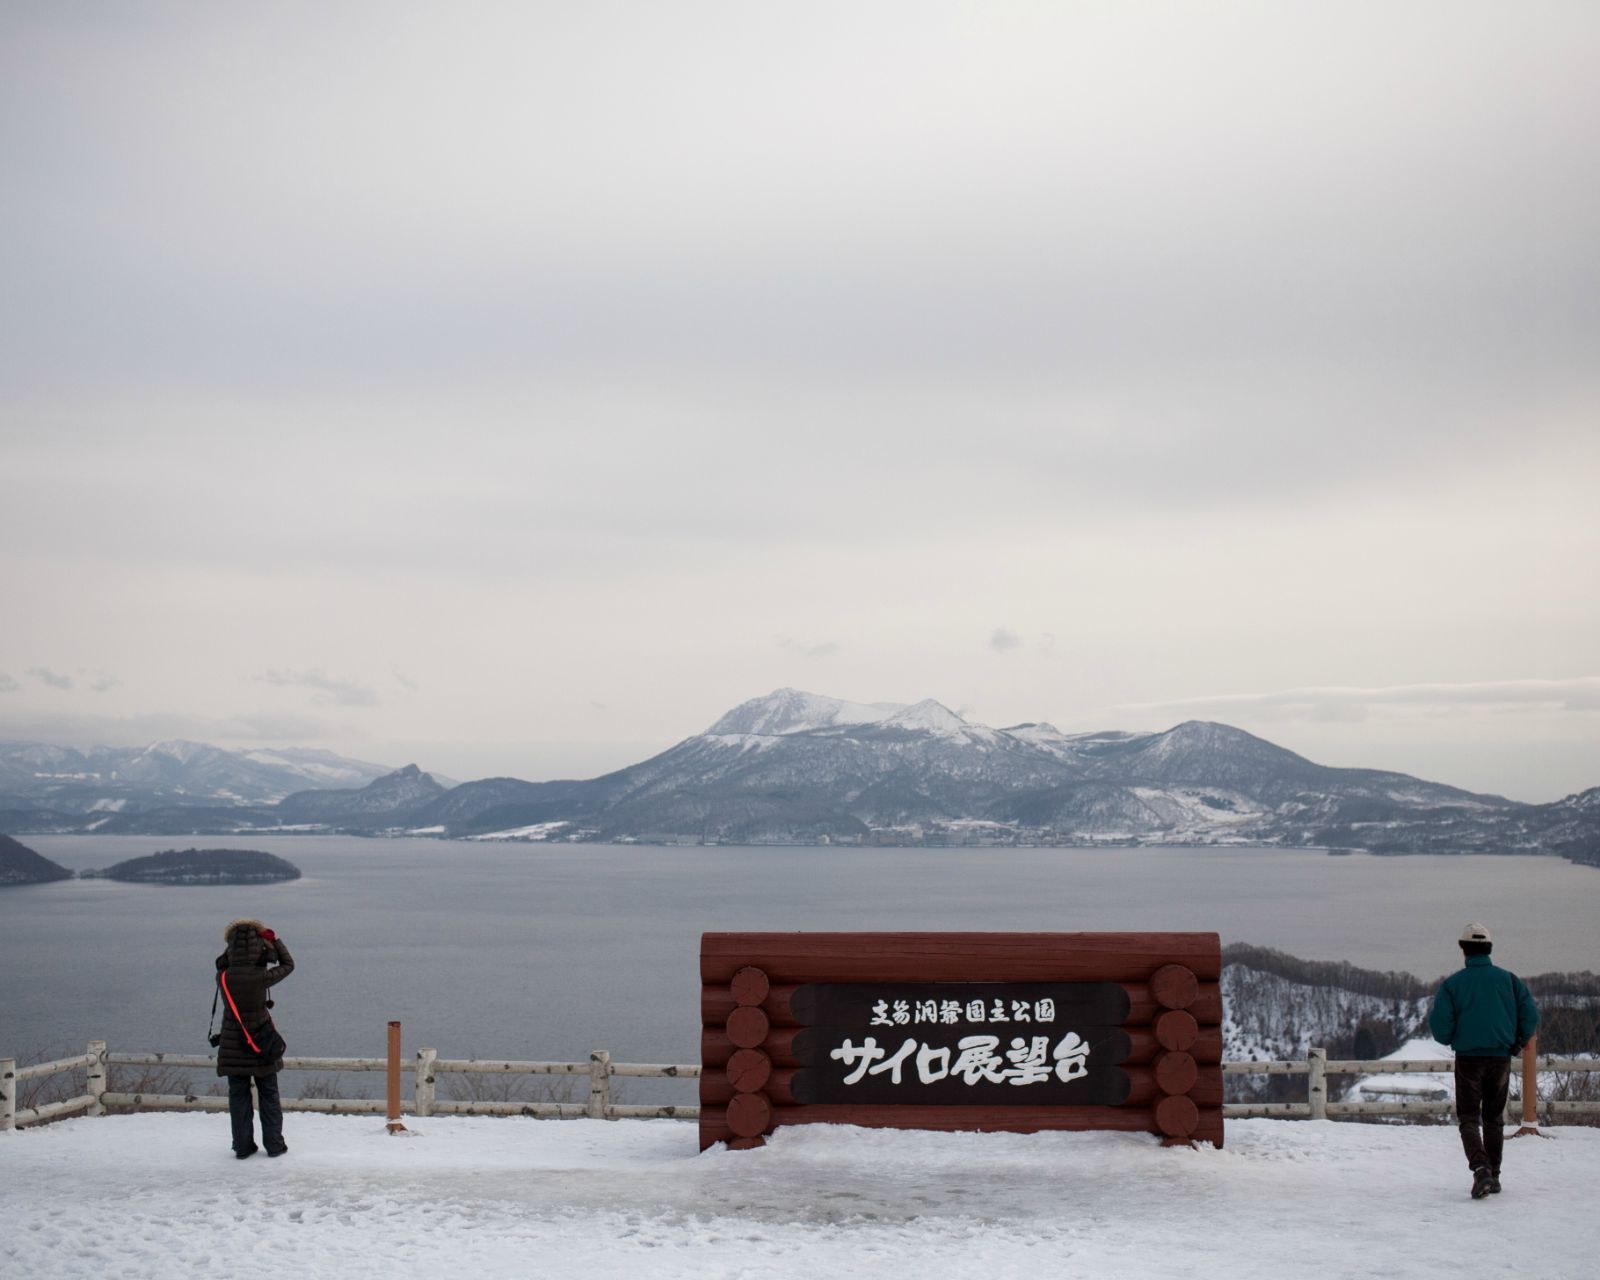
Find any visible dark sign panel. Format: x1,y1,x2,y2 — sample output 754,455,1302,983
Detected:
789,982,1131,1106
699,931,1226,1150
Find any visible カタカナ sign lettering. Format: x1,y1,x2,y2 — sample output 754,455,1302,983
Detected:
700,932,1224,1150
788,982,1132,1105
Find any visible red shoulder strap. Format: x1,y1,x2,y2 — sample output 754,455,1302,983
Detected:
218,971,261,1054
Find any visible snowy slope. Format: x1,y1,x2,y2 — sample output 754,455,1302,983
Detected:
4,1113,1596,1280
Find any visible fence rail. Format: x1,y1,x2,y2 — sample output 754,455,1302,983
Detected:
4,1040,1596,1132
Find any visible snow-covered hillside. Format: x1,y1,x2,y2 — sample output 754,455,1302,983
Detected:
1222,962,1432,1064
5,1113,1596,1279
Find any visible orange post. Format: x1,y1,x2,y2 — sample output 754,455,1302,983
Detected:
386,1021,407,1133
1511,1036,1548,1138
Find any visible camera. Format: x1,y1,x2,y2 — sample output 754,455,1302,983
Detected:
208,1033,222,1048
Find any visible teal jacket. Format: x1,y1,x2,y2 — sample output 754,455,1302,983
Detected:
1428,955,1539,1057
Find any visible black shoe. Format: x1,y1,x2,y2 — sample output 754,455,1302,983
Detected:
266,1145,288,1158
1471,1167,1493,1199
1488,1172,1502,1194
235,1145,259,1160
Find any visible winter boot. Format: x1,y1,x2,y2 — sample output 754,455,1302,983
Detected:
1488,1170,1501,1194
1471,1166,1494,1199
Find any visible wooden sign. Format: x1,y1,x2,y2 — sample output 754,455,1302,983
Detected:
700,932,1223,1150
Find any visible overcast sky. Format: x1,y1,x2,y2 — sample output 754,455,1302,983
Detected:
2,2,1596,801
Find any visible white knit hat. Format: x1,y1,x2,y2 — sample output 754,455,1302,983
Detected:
1458,922,1492,944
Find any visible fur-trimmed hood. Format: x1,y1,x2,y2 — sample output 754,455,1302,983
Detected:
224,917,266,944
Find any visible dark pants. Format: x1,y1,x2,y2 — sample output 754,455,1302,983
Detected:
227,1073,284,1154
1454,1055,1510,1173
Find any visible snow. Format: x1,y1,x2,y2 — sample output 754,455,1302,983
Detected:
5,1113,1595,1279
706,688,908,736
1346,1038,1455,1103
879,698,972,737
466,821,570,841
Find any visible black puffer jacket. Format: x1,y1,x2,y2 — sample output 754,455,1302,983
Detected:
214,918,295,1077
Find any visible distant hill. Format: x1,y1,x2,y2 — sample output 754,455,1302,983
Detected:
80,847,301,885
1221,943,1600,1105
0,740,405,819
4,689,1597,861
0,833,72,885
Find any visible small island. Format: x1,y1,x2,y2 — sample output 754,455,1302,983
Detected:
81,847,302,885
0,833,74,886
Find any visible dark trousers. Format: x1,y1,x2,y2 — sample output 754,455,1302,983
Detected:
227,1073,283,1154
1454,1055,1510,1173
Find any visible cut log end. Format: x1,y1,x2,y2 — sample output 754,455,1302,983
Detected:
1155,1094,1199,1138
1154,1009,1199,1052
1154,1051,1198,1096
726,1091,773,1139
727,1049,773,1093
1150,964,1199,1010
725,1006,771,1050
730,966,771,1006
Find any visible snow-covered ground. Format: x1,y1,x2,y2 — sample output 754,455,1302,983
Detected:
5,1113,1595,1279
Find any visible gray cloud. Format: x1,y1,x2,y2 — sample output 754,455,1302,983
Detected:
28,666,73,690
777,636,841,659
990,628,1022,654
256,669,379,708
0,672,19,692
0,3,1594,803
87,670,119,693
0,709,333,747
1117,678,1600,724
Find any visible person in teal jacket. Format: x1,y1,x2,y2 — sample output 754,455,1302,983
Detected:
1428,922,1539,1199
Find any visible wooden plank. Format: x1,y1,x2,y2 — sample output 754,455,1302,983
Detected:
701,1101,1227,1148
606,1104,700,1119
702,932,1222,984
608,1062,700,1079
15,1053,96,1082
14,1095,94,1126
1221,1060,1309,1076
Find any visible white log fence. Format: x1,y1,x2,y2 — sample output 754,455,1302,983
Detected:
4,1042,1596,1131
1225,1044,1600,1121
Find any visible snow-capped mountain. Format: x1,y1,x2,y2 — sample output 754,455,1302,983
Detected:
7,689,1597,860
0,740,399,815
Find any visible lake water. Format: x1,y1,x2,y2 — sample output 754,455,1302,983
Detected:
4,836,1598,1092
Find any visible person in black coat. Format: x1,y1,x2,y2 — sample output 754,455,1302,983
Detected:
215,917,295,1159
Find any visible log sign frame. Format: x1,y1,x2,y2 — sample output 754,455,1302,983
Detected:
700,932,1223,1151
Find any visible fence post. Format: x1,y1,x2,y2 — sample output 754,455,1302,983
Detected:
386,1021,407,1133
1512,1036,1542,1137
415,1047,437,1118
1307,1047,1327,1120
0,1058,14,1131
588,1050,612,1119
87,1040,107,1117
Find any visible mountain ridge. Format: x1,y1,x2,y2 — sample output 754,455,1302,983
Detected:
4,689,1596,863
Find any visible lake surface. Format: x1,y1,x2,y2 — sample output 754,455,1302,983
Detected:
4,837,1598,1089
